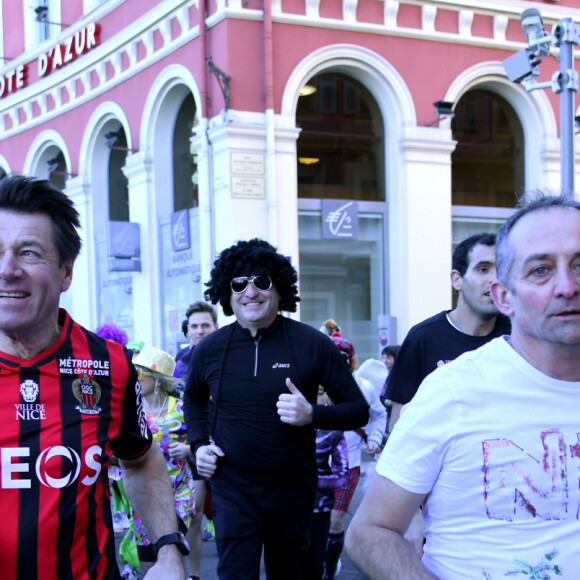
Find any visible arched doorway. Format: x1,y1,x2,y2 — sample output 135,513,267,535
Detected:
150,87,200,355
296,71,387,360
297,72,384,201
106,127,130,222
172,93,198,211
451,89,523,248
89,116,136,340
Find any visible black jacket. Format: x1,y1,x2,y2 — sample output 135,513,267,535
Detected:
183,315,368,497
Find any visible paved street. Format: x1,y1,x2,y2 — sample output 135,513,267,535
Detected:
116,454,377,579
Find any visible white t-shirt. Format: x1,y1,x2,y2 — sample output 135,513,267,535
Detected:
377,337,580,580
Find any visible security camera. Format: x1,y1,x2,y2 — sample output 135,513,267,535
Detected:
502,48,540,84
521,8,550,56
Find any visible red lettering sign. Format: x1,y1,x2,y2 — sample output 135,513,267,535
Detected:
0,22,101,100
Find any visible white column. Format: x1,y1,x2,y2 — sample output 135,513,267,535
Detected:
394,126,457,336
191,118,215,287
122,151,159,346
272,117,301,270
207,111,270,253
206,111,303,262
64,175,97,330
271,119,302,319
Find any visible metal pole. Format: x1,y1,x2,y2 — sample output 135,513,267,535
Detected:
558,18,575,196
503,11,580,197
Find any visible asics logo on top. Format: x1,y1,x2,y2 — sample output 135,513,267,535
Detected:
272,362,290,369
437,359,453,368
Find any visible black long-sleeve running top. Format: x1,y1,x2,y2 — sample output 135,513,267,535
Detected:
183,315,369,497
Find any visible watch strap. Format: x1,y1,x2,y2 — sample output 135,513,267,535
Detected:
152,532,190,557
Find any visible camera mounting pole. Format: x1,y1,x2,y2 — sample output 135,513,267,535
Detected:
554,18,580,196
503,9,580,196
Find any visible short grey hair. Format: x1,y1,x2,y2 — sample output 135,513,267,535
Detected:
496,193,580,289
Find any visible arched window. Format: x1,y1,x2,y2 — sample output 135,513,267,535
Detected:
452,89,524,207
47,150,66,191
451,89,522,245
296,72,387,361
297,73,384,201
157,88,201,355
27,0,58,46
172,93,198,211
107,128,129,221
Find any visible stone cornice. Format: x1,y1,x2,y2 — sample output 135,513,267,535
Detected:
1,0,578,140
0,0,197,139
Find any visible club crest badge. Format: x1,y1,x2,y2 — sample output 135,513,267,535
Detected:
20,379,39,403
72,374,102,415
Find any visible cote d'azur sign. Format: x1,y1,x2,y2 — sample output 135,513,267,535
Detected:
0,22,101,100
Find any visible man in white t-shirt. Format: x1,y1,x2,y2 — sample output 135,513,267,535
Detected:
345,195,580,580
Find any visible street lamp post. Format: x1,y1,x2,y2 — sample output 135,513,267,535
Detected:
502,9,580,196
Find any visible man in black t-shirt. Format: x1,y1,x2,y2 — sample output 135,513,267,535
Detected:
385,233,510,434
174,301,219,381
174,301,219,580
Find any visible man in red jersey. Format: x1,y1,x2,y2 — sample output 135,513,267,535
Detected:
0,175,187,580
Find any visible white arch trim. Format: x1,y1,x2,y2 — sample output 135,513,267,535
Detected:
139,64,201,224
0,153,11,175
281,43,417,127
140,64,202,149
444,61,557,139
79,101,134,176
443,61,556,191
22,130,73,178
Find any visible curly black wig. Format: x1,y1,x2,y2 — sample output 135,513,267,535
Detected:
204,238,300,316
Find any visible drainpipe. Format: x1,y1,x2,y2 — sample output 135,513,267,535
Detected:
264,0,277,246
199,0,208,112
197,0,215,279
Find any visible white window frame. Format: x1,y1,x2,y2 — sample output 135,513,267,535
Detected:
83,0,108,14
24,0,62,50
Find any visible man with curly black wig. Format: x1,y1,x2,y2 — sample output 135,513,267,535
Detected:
183,238,369,579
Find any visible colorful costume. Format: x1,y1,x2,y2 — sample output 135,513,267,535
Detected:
132,395,194,547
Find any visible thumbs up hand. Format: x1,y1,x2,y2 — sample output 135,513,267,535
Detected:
276,378,313,426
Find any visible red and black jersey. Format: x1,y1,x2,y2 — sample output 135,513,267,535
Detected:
0,310,152,580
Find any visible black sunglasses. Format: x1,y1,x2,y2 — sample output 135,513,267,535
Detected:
230,275,273,294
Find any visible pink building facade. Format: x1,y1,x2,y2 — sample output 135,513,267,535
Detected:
0,0,577,358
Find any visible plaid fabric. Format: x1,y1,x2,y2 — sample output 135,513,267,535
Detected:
333,466,361,512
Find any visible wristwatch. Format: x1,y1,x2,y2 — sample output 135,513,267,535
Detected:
152,532,191,558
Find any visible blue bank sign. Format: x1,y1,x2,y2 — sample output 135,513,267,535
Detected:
322,200,358,239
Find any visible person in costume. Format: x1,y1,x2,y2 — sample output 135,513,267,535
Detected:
132,346,196,579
